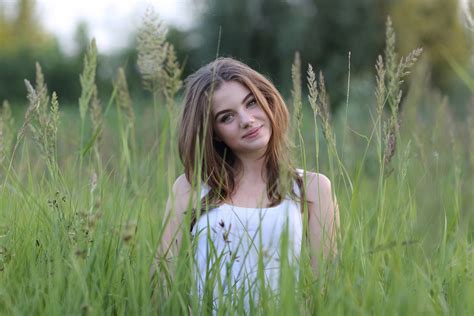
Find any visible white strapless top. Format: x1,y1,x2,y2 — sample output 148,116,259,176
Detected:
191,177,303,309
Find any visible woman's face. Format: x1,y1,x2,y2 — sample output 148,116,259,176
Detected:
211,81,272,158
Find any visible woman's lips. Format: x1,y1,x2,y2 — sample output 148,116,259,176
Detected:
242,126,262,139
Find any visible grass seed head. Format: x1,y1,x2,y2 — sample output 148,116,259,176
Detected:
21,80,44,154
137,7,169,94
383,117,400,175
379,16,422,177
114,67,136,155
0,100,14,164
90,85,102,153
163,44,183,108
384,17,397,82
46,91,59,164
375,55,386,116
397,48,423,81
318,71,331,124
291,51,303,128
306,65,336,148
115,68,135,125
78,39,98,122
307,64,319,114
35,62,49,125
21,78,60,169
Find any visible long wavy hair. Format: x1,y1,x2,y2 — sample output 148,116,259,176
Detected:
178,57,303,227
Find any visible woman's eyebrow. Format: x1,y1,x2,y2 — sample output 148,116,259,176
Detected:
214,92,254,120
214,109,230,120
241,92,253,104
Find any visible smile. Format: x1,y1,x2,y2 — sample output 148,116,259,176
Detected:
242,126,263,139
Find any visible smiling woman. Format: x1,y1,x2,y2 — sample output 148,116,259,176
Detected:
152,57,339,312
212,81,272,158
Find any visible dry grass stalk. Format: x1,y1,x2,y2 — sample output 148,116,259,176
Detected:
307,64,336,149
291,51,303,129
115,67,136,148
78,39,98,122
34,63,49,125
115,68,135,125
318,71,331,127
14,80,39,156
320,73,333,143
162,44,183,110
47,92,59,162
384,17,397,102
90,85,102,154
23,79,44,152
137,7,169,94
307,64,318,114
0,100,14,164
380,17,422,175
397,48,424,81
22,68,60,168
375,55,386,116
382,116,400,176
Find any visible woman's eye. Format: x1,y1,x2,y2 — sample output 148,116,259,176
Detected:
220,114,234,123
247,99,257,108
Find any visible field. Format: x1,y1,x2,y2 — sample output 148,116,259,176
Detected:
0,19,473,315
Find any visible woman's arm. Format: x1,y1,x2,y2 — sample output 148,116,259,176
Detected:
305,172,340,273
150,174,193,279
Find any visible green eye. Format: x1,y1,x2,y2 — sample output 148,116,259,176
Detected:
247,99,257,107
221,114,233,123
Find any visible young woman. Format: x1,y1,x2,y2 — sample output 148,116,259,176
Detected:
154,57,339,309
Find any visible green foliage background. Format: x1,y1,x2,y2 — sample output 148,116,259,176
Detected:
1,0,472,108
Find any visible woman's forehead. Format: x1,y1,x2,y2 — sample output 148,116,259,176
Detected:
211,81,251,111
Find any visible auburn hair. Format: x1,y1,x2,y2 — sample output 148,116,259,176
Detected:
177,57,303,227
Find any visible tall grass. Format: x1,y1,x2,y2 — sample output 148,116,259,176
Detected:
0,12,473,315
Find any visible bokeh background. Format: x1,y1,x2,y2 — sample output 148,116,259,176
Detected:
1,0,472,110
1,1,474,314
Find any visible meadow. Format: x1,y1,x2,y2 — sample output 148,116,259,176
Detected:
0,14,473,315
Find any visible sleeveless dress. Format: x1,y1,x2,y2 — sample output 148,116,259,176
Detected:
191,176,303,311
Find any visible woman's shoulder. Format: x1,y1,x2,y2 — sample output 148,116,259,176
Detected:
171,174,206,208
169,174,193,212
172,174,192,195
296,170,332,203
296,169,331,183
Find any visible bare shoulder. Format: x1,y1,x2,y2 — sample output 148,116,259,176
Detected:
299,171,332,204
172,174,192,195
169,174,200,214
302,171,339,260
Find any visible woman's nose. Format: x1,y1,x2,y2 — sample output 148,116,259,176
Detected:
239,110,255,128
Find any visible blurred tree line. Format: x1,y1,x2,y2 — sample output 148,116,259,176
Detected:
0,0,144,105
173,0,472,108
1,0,472,109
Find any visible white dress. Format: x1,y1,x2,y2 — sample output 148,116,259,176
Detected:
191,178,303,310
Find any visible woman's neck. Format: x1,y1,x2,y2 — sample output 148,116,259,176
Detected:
235,154,266,184
227,155,269,207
